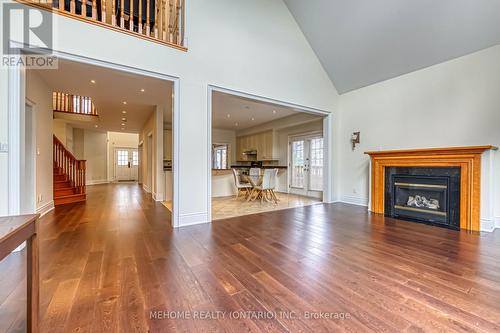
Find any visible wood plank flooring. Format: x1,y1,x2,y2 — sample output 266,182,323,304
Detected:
1,183,500,332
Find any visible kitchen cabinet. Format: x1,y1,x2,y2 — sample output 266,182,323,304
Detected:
237,130,278,161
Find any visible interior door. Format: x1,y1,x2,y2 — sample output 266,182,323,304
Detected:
289,135,324,199
115,148,139,181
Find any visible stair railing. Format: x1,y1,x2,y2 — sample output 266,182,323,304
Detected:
53,92,98,116
53,135,87,194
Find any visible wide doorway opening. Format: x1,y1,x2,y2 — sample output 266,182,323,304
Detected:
209,88,331,221
24,57,176,223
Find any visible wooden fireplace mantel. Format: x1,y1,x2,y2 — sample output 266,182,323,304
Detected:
365,146,497,231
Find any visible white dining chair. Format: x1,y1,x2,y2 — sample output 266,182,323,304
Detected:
232,169,252,199
249,168,261,176
251,169,278,203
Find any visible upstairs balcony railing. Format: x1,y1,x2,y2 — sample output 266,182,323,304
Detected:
53,92,98,116
19,0,186,49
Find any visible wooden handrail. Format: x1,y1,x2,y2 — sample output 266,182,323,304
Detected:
53,135,87,194
17,0,186,50
53,92,98,116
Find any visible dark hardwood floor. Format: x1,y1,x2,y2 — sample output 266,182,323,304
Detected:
1,183,500,332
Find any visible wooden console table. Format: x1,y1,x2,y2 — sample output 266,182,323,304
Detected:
0,214,39,333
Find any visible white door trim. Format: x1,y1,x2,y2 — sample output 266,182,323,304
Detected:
8,45,181,227
207,85,334,223
7,59,25,215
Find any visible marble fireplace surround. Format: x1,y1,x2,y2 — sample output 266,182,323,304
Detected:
365,146,497,231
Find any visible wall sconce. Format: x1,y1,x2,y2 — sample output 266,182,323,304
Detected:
351,131,360,151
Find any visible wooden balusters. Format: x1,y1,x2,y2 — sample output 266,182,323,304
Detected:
120,0,125,27
138,0,142,33
164,0,170,42
52,92,98,116
102,0,106,23
92,0,97,19
80,0,86,17
129,0,134,31
112,0,116,25
27,0,185,49
53,136,86,195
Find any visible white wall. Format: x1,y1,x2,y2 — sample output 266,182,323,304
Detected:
26,71,54,213
338,45,500,229
212,128,237,166
83,130,108,185
107,131,139,181
3,0,339,224
139,107,164,200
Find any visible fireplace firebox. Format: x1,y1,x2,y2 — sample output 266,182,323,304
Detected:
384,167,460,229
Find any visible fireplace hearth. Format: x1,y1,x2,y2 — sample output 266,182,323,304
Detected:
384,167,460,230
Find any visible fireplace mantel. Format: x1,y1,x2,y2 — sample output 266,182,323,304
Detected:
365,146,497,231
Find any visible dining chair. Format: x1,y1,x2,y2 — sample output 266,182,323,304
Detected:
250,169,278,203
249,168,261,176
232,169,252,199
268,168,279,203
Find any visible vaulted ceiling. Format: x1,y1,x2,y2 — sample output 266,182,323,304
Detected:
284,0,500,93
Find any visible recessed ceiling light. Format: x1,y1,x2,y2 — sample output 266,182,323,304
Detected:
140,88,145,92
90,80,96,84
122,110,127,114
226,114,230,118
121,118,127,121
94,124,98,128
272,110,277,114
251,117,255,121
123,101,127,105
121,123,125,126
235,122,239,126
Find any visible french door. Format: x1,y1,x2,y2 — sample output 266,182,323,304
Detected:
289,134,324,199
115,148,139,181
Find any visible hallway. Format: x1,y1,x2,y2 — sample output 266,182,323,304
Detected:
1,184,500,332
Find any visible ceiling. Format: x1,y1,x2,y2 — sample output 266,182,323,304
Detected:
34,59,172,133
212,91,301,130
284,0,500,93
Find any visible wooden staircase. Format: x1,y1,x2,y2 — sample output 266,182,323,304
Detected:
53,135,87,206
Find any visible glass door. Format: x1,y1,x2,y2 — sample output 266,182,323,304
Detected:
289,135,324,198
115,148,139,181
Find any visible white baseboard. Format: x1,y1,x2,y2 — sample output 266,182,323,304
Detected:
86,180,109,186
340,195,369,207
495,216,500,229
481,218,495,232
179,212,210,228
152,192,164,202
36,200,54,217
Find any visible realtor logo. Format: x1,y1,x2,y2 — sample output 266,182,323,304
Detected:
2,2,57,68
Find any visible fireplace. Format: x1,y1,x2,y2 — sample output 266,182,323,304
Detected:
384,167,460,230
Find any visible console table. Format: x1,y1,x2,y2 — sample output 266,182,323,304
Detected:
0,214,39,333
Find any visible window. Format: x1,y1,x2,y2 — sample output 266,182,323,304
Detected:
132,151,139,166
212,144,229,169
117,150,129,166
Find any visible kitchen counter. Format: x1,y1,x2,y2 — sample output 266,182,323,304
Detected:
231,165,288,169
